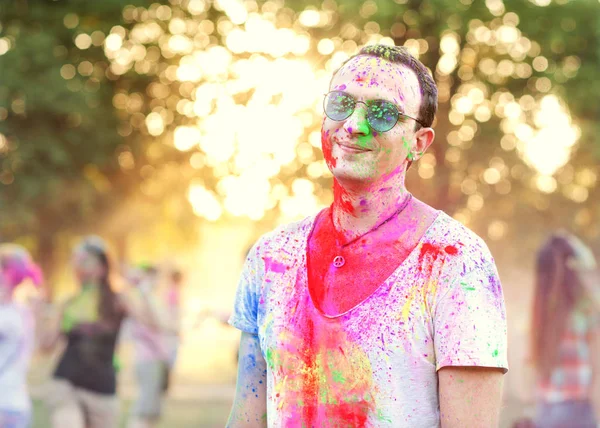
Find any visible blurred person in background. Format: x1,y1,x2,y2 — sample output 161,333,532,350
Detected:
0,244,43,428
126,263,170,428
227,44,507,427
521,232,600,428
164,268,183,372
41,236,162,428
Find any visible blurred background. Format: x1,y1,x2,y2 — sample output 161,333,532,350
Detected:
1,0,599,426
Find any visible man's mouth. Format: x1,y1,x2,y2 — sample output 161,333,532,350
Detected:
335,141,372,153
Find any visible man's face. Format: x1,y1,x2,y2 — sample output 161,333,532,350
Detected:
322,55,423,185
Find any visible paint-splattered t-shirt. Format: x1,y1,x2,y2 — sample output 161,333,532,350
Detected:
230,210,508,427
0,303,34,412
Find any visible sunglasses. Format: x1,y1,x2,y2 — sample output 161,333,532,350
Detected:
323,91,426,133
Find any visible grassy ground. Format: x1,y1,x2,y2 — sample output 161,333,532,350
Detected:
28,330,238,428
28,330,527,427
31,397,527,428
31,397,233,428
31,393,528,427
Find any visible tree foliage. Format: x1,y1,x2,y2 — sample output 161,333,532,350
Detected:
1,0,599,277
0,0,195,277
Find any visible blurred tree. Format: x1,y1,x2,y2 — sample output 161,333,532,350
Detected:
1,0,598,283
0,0,196,284
103,0,599,267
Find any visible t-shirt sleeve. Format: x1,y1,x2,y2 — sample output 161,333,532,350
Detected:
433,261,508,373
228,242,263,335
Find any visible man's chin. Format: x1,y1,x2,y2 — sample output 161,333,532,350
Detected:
330,168,378,187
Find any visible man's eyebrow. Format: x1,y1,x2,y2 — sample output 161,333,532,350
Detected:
381,95,407,114
394,101,407,114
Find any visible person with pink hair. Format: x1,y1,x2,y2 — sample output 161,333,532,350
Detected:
0,243,43,428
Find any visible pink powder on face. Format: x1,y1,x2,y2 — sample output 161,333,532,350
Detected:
321,129,337,169
333,181,355,215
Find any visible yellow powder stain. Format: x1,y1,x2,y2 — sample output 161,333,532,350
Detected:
269,322,378,420
396,279,439,323
260,313,274,337
422,279,439,316
400,285,419,322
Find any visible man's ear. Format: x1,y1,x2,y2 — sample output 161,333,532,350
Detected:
411,127,435,161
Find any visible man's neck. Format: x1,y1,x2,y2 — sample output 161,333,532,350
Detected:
331,171,411,242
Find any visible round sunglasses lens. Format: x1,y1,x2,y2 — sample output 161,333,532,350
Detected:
367,101,399,132
325,92,354,121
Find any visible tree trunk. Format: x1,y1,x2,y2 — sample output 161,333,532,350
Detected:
37,230,56,300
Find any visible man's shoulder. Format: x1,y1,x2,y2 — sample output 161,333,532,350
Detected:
427,211,496,271
251,213,318,258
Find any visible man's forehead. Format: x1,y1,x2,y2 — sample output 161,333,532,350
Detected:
337,55,406,77
333,55,420,104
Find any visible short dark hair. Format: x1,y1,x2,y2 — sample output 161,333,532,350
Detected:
331,44,438,129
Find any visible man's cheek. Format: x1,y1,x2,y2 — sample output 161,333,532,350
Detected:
321,129,337,169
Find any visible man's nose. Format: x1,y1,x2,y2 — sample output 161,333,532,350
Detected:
343,103,370,136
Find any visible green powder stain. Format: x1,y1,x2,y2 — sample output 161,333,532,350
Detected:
461,281,476,291
376,409,393,423
332,370,345,383
402,137,411,151
319,388,328,404
113,356,122,372
265,348,276,370
357,127,372,148
492,349,499,357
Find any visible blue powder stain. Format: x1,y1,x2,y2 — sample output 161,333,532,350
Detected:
244,353,257,371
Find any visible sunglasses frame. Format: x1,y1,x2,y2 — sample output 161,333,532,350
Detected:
323,90,427,132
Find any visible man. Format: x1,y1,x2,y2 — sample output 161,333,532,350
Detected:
228,44,508,427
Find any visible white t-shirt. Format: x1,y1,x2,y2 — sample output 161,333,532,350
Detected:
229,211,508,427
0,303,34,411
